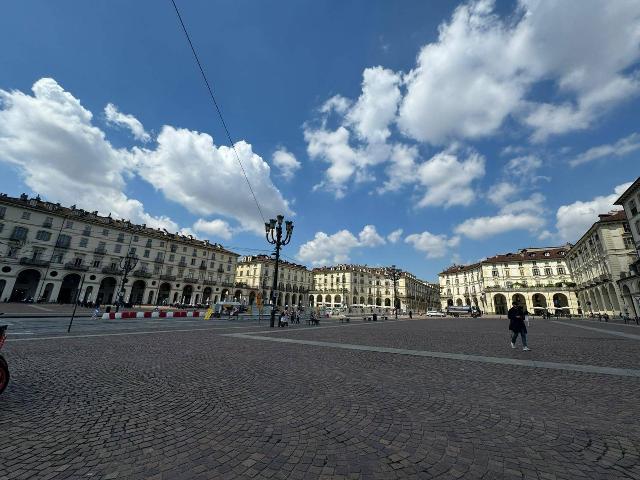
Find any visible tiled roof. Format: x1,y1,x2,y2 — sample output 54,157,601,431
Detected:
440,246,570,275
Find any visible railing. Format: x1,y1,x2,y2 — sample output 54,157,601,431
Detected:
64,262,89,272
19,257,50,267
154,257,164,264
484,285,575,292
102,266,121,275
199,265,207,270
94,247,106,254
159,274,176,281
132,270,152,278
183,277,198,284
203,279,217,286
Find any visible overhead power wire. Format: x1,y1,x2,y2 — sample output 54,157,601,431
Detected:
170,0,266,225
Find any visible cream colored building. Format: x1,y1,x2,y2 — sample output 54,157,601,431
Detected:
0,193,238,306
567,211,636,316
614,177,640,318
440,246,579,315
234,255,312,308
310,264,439,313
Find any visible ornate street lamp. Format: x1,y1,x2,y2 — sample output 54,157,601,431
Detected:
115,251,139,312
385,264,401,320
265,215,293,327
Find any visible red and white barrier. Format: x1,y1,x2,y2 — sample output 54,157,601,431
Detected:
101,310,204,320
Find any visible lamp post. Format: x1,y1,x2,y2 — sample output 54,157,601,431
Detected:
386,265,401,320
265,215,293,327
115,251,138,312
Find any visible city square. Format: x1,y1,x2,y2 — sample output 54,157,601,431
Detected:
1,315,639,479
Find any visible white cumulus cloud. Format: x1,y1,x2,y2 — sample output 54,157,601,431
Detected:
272,148,301,181
387,228,403,244
297,225,385,265
569,132,640,167
104,102,151,142
455,213,545,240
555,183,631,242
193,218,233,240
405,231,460,259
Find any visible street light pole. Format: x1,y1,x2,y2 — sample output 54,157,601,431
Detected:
386,265,401,320
265,215,293,328
115,251,138,312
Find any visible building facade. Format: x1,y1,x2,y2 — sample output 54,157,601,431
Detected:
440,246,579,315
234,255,312,308
310,264,439,313
566,211,636,316
614,177,640,317
0,193,238,306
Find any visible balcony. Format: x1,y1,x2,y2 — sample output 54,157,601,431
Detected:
64,262,89,272
94,247,107,255
154,257,164,264
221,281,233,287
19,257,50,268
203,279,217,286
178,261,187,267
160,274,176,281
132,270,152,278
183,277,198,284
102,266,121,275
199,264,207,271
55,242,71,249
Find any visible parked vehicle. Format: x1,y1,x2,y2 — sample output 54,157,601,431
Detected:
446,305,482,318
0,324,9,395
426,310,445,317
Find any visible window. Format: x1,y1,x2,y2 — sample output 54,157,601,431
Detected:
31,247,45,260
0,223,4,233
82,226,91,236
102,229,109,236
43,217,53,228
117,233,125,243
171,244,177,253
169,254,175,261
624,236,634,249
630,199,638,217
52,252,64,263
557,267,565,275
492,270,499,277
114,244,122,253
11,226,29,241
35,230,51,241
146,239,152,248
533,268,540,276
21,211,31,220
133,235,139,242
129,248,136,255
79,237,88,248
191,258,196,266
56,234,71,248
144,249,150,258
227,264,231,272
153,264,162,274
92,260,101,268
64,220,73,229
73,257,83,266
96,241,106,253
211,253,215,260
0,207,5,219
545,267,552,276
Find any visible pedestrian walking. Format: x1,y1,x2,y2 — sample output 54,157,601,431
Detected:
409,310,413,319
508,301,530,351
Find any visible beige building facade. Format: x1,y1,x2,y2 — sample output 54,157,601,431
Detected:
310,264,439,313
234,255,312,308
0,193,238,306
566,211,636,316
440,247,579,315
614,177,640,318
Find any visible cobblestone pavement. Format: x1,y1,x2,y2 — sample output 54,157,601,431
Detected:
1,317,639,479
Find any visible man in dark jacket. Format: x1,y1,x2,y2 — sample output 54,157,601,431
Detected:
508,301,530,351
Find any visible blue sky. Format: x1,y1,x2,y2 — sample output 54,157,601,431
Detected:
0,0,639,281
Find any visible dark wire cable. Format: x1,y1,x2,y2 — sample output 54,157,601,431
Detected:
170,0,267,224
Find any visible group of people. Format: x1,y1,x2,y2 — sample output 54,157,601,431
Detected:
277,307,301,327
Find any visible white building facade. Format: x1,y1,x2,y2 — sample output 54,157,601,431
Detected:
310,264,439,313
440,247,580,315
614,177,640,318
234,255,312,308
567,211,636,316
0,193,238,306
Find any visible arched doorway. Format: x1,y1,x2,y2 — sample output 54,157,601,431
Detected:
220,289,229,301
234,290,242,301
57,274,81,304
158,282,172,304
10,269,41,302
316,294,322,305
552,293,568,312
182,285,193,304
83,286,94,303
334,295,341,305
608,284,620,311
384,298,391,307
447,298,454,307
129,280,146,305
324,294,331,305
291,293,297,305
512,293,526,309
532,293,547,314
455,298,463,306
494,294,507,315
375,297,382,306
367,296,373,306
309,295,315,306
360,296,365,305
284,293,290,306
465,297,471,306
97,277,117,304
248,291,256,305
